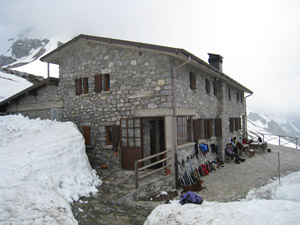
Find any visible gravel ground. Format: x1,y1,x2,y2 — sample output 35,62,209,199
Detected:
72,144,300,224
198,144,300,202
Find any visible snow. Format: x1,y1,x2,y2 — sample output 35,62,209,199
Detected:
0,115,102,224
13,35,71,78
144,172,300,225
0,71,32,102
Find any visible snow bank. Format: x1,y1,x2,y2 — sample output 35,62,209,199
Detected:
0,115,102,225
144,172,300,225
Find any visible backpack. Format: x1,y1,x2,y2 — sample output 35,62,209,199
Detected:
180,191,203,205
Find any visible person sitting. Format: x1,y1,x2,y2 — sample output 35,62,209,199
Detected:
225,143,246,164
231,137,238,153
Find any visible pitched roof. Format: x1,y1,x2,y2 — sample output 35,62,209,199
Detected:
41,34,253,94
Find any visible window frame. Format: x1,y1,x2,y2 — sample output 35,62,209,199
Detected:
177,116,192,145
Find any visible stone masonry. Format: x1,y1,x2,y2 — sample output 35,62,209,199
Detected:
1,35,251,188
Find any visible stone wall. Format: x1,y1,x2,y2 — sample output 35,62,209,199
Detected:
58,40,175,166
6,84,62,120
175,62,246,149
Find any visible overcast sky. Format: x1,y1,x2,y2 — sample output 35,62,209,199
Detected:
1,0,300,115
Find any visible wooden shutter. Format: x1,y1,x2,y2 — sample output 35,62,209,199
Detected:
82,126,90,146
112,125,120,147
75,78,82,95
208,119,212,138
193,120,199,141
215,118,222,137
94,74,102,93
205,79,210,94
190,72,196,90
235,118,239,131
213,81,217,96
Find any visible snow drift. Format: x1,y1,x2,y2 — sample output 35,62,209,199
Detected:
0,115,102,224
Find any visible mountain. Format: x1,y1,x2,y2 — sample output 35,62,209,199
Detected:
247,109,299,148
0,29,70,78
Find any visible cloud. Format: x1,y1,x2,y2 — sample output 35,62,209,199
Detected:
0,0,300,114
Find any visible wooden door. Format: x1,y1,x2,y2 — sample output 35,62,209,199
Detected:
120,118,143,170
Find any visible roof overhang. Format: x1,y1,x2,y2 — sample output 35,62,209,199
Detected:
40,34,253,94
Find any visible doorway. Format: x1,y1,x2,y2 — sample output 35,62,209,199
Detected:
149,118,165,169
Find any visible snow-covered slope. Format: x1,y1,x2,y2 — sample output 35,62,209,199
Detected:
247,108,299,148
0,29,70,77
0,115,102,224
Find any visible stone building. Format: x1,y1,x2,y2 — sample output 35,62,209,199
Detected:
0,34,252,187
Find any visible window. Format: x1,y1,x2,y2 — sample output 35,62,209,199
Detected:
121,118,141,147
106,126,112,145
241,93,244,103
213,80,217,96
75,78,88,95
205,79,210,94
177,116,192,145
229,117,241,132
50,108,58,121
193,119,202,141
215,118,222,137
228,88,231,100
204,119,213,139
95,74,110,93
189,72,196,90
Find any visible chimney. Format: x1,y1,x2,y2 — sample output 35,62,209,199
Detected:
208,53,223,72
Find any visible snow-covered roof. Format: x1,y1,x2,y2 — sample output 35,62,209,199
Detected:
41,34,253,94
0,77,59,110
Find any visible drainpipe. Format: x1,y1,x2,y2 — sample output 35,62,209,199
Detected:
172,56,191,189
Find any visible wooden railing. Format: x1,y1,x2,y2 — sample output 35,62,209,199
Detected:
248,131,299,149
134,149,171,189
